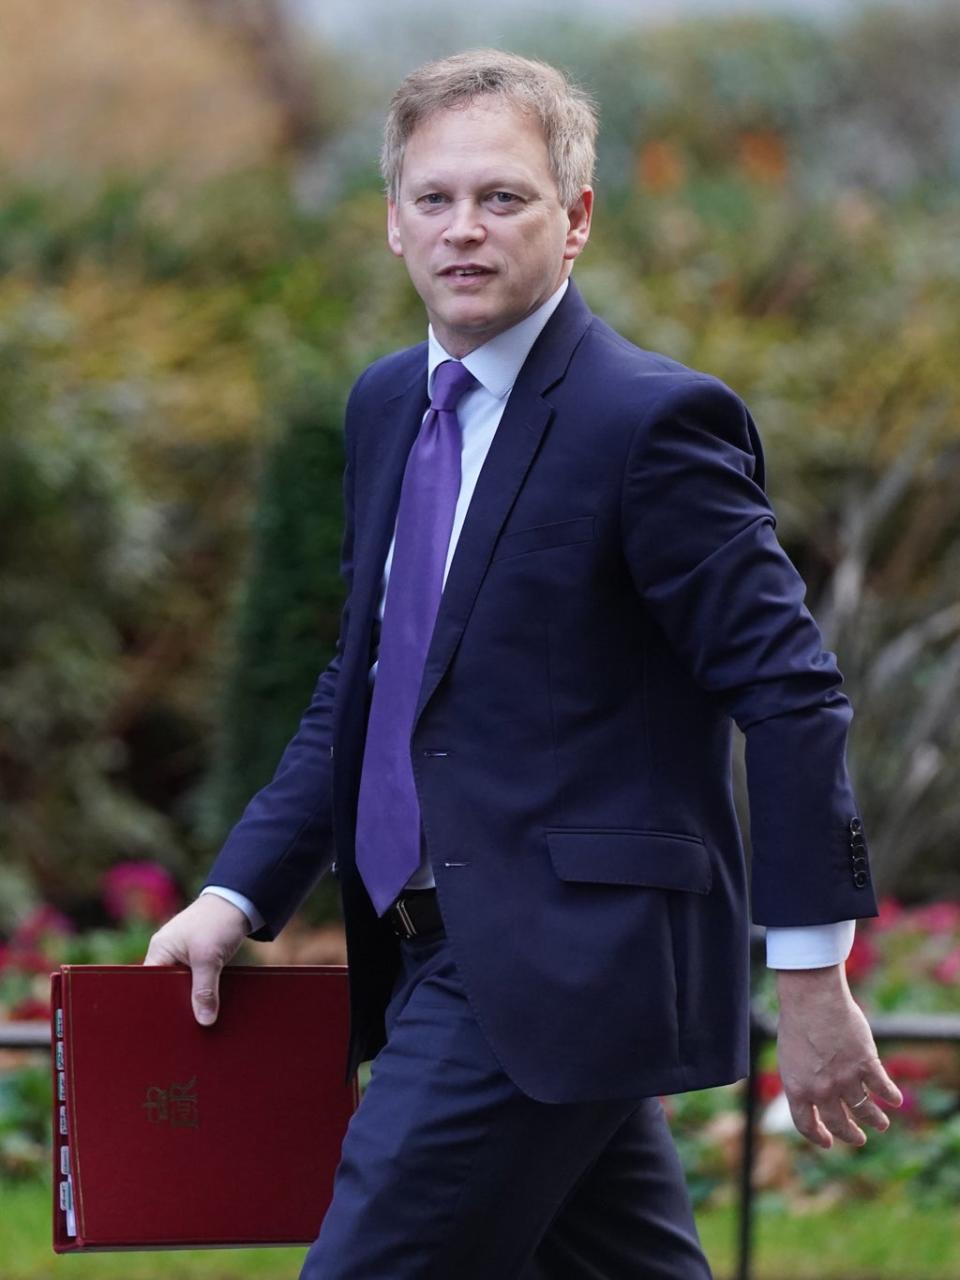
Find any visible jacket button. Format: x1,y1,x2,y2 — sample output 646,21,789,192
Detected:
853,870,869,888
849,816,863,835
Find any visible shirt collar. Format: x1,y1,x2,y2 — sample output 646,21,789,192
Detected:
427,279,569,401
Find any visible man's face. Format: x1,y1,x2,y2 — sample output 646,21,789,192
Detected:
387,98,593,358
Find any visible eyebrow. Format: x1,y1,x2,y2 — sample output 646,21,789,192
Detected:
406,172,538,194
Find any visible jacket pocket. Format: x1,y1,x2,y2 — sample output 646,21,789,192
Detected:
545,829,712,894
493,516,596,561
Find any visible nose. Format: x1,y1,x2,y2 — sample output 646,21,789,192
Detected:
443,199,486,247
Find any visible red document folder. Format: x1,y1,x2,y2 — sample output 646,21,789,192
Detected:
50,964,358,1252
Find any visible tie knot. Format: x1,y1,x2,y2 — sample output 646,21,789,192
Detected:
430,360,477,413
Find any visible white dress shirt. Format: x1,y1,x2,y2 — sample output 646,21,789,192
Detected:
206,279,855,970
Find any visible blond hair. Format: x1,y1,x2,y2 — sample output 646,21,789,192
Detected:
381,49,597,208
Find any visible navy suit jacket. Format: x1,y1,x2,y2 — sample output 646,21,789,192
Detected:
204,281,878,1104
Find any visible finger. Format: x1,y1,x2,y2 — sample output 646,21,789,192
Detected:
863,1062,904,1109
844,1094,889,1133
817,1096,866,1147
787,1097,833,1149
191,957,222,1026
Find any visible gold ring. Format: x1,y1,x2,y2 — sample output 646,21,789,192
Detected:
850,1090,871,1109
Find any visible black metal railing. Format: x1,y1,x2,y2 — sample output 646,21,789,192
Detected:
0,1022,50,1050
737,936,960,1280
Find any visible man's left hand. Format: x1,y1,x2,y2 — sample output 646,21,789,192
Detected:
774,964,903,1148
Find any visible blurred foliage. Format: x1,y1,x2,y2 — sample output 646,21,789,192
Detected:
0,302,179,903
0,1065,49,1180
0,0,345,187
199,357,350,925
0,5,958,924
525,2,960,200
205,360,350,837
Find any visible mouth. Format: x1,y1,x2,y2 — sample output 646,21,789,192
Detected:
439,264,495,280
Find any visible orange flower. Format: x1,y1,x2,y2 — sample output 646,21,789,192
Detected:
637,140,686,194
737,130,788,185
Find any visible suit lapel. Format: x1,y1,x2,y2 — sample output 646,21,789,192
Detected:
414,282,593,726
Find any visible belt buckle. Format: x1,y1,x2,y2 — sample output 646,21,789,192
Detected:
392,896,418,940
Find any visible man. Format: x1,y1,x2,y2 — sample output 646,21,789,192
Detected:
146,50,902,1279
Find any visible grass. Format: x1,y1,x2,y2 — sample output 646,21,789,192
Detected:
0,1183,301,1279
2,1180,958,1279
697,1198,960,1279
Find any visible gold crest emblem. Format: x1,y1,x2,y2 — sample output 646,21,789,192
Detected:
142,1076,199,1128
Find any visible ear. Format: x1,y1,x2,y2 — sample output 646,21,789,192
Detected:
563,187,594,262
387,199,404,259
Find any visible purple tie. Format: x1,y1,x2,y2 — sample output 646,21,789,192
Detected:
354,359,477,915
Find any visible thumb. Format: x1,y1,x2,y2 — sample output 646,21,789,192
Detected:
143,937,181,968
191,957,222,1027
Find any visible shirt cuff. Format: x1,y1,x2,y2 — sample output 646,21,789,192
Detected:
201,886,265,935
765,919,856,969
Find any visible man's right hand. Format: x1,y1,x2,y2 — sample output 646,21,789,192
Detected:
144,894,250,1026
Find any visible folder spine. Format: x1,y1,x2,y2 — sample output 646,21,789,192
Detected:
50,973,78,1249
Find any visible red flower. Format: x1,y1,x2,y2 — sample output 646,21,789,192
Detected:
873,896,904,932
932,946,960,985
884,1053,933,1084
2,908,73,975
757,1070,782,1104
881,1085,920,1125
1,947,54,974
913,902,960,935
8,996,51,1022
102,861,179,924
844,932,880,982
12,905,74,946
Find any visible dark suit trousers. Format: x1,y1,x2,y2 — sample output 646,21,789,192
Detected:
300,933,713,1280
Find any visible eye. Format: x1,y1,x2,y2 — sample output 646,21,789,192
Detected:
416,192,448,207
489,191,520,206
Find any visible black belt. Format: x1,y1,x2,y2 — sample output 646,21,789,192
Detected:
386,888,445,941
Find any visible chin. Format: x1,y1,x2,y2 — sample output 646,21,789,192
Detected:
437,307,495,339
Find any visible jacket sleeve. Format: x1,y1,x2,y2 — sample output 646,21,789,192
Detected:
201,374,363,940
620,374,878,927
